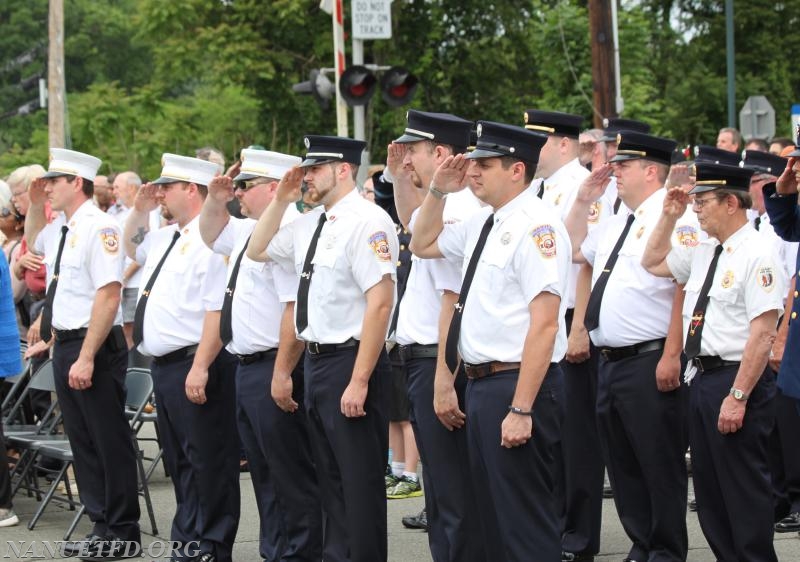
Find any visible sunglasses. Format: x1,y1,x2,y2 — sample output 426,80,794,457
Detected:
234,179,270,192
0,208,21,220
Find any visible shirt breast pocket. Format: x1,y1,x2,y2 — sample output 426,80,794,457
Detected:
58,251,83,282
682,277,703,317
481,246,514,293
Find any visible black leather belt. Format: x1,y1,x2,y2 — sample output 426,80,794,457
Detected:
153,345,199,366
306,338,358,356
464,361,522,380
53,327,89,342
236,349,278,365
398,344,438,362
598,338,666,362
693,355,740,373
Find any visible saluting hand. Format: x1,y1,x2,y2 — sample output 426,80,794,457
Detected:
663,185,691,218
386,143,410,180
185,367,209,405
275,166,304,204
28,177,48,205
433,367,466,431
208,175,234,203
68,356,94,391
134,183,160,213
576,163,613,203
666,163,692,190
718,395,745,434
340,379,368,418
501,412,532,448
430,154,469,194
775,157,799,195
224,159,242,180
272,372,298,413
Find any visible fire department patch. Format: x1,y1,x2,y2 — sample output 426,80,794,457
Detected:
721,270,734,289
588,201,601,224
758,266,775,291
531,224,557,258
369,231,391,262
675,225,699,248
99,228,119,254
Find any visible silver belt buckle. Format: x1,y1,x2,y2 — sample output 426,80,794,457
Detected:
308,342,320,355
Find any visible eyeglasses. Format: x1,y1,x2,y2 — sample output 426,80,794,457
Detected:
234,179,269,192
692,196,719,209
0,208,20,220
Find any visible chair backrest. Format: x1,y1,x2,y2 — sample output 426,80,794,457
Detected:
1,356,32,414
3,359,59,433
124,368,153,427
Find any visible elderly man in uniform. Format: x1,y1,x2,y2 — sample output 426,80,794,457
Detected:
643,162,785,562
246,136,398,562
124,155,239,562
25,149,141,560
410,121,570,561
385,109,485,561
525,109,614,562
199,148,322,561
565,132,696,562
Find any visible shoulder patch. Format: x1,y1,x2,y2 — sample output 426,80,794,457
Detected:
758,266,775,292
99,228,119,254
675,225,699,248
587,201,601,224
530,224,557,258
368,231,391,262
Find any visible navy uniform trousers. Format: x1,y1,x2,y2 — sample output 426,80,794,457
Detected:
236,353,322,562
150,349,240,562
52,330,140,542
768,387,800,519
304,345,390,562
691,364,777,562
467,365,564,562
557,309,604,557
405,356,485,562
596,349,688,562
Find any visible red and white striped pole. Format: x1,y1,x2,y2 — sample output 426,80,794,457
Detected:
332,0,349,137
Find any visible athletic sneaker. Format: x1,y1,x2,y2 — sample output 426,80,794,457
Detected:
387,475,423,499
386,473,401,493
0,508,19,527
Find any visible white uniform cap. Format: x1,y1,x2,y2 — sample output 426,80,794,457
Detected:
234,149,302,182
152,154,219,186
43,148,102,182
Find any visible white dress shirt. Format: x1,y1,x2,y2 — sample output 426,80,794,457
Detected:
35,200,124,329
437,189,571,364
667,223,786,361
135,217,227,357
268,189,399,344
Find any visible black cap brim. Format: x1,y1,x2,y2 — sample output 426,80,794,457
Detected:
232,172,259,182
689,184,722,195
41,171,71,179
600,134,617,143
299,157,337,168
466,147,506,159
151,176,185,185
609,153,641,163
393,132,428,144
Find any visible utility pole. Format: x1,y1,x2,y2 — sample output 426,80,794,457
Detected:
588,0,617,128
48,0,66,148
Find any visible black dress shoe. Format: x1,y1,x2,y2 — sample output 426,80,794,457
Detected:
562,552,594,561
776,511,800,533
62,534,104,557
401,508,428,530
78,538,141,561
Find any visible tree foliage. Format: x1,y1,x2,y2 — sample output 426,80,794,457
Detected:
0,0,798,177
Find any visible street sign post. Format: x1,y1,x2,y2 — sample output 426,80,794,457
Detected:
739,95,775,140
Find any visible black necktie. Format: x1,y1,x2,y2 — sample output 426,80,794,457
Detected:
613,197,622,214
388,228,412,339
685,244,724,360
754,216,761,231
584,213,635,332
40,225,69,343
445,213,494,372
295,213,327,334
219,235,251,346
133,230,181,347
536,181,545,199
